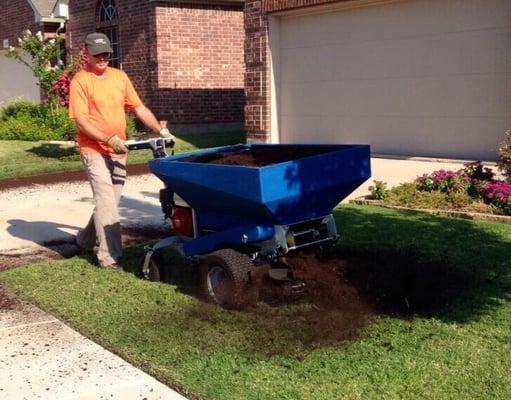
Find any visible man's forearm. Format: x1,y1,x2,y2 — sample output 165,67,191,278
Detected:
134,105,163,133
74,116,110,142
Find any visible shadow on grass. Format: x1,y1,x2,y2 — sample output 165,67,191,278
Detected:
27,143,80,161
333,206,511,322
119,206,511,358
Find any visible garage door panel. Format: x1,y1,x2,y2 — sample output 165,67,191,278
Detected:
281,114,505,159
281,0,511,49
284,75,511,118
281,46,334,83
280,115,324,142
277,0,511,158
326,29,511,82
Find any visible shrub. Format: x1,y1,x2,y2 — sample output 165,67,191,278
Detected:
386,183,473,210
0,100,39,120
0,100,74,141
368,180,389,200
483,182,511,215
498,128,511,181
126,114,136,139
416,169,471,195
7,30,64,108
463,160,494,181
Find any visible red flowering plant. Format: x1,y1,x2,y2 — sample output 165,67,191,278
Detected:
52,48,88,107
483,182,511,215
416,169,471,195
413,161,511,215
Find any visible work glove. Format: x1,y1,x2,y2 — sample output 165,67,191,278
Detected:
160,127,175,140
107,135,129,154
159,127,175,147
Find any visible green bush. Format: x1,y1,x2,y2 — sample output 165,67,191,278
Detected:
498,128,511,181
0,100,39,120
0,100,75,141
126,114,136,139
384,182,473,210
368,180,389,200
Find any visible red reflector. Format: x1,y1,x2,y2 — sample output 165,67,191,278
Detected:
171,206,193,237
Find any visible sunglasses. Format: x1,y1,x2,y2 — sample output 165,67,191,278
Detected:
92,53,111,59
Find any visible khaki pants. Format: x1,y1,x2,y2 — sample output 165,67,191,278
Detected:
77,153,127,267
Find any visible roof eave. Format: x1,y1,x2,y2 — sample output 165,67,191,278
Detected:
40,16,66,24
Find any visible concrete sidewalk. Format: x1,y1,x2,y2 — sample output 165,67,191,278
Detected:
0,287,187,400
0,155,479,399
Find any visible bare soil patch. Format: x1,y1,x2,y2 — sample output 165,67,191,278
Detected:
0,163,150,191
281,250,471,316
0,285,22,310
235,249,473,349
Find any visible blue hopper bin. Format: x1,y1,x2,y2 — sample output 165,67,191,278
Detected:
149,144,370,235
137,142,371,306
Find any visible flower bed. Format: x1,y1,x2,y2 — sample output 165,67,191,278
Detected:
367,161,511,216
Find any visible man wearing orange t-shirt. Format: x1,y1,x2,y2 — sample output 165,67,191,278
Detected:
69,32,174,269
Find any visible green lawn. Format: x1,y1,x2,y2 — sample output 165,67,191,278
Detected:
1,205,510,399
0,131,245,180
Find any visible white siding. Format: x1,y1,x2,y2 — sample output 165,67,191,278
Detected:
0,51,40,105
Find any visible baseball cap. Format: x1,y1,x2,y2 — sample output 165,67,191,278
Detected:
85,33,113,55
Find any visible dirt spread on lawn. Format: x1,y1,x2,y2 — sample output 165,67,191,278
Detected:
240,249,472,351
181,147,332,167
281,250,470,316
0,285,22,310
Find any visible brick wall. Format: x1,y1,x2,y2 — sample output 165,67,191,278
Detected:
244,0,348,142
154,2,245,124
67,0,245,128
0,0,40,46
244,0,270,141
67,0,154,102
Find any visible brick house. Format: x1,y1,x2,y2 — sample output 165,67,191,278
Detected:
67,0,245,133
0,0,68,103
245,0,511,160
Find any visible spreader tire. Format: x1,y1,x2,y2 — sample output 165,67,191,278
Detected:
200,249,258,309
139,252,169,282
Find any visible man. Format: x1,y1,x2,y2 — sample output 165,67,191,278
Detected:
69,32,174,269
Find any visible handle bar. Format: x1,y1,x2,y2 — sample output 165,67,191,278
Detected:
125,137,175,158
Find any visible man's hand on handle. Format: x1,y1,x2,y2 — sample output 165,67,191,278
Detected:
107,135,129,154
159,127,175,140
159,127,176,148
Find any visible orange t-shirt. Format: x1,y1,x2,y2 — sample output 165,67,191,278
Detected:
69,67,142,157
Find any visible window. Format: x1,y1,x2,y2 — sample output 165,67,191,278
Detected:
97,0,120,68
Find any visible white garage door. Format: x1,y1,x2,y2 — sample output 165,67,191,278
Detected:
275,0,511,160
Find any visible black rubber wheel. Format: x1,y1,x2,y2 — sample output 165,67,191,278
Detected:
199,249,258,309
139,252,168,282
